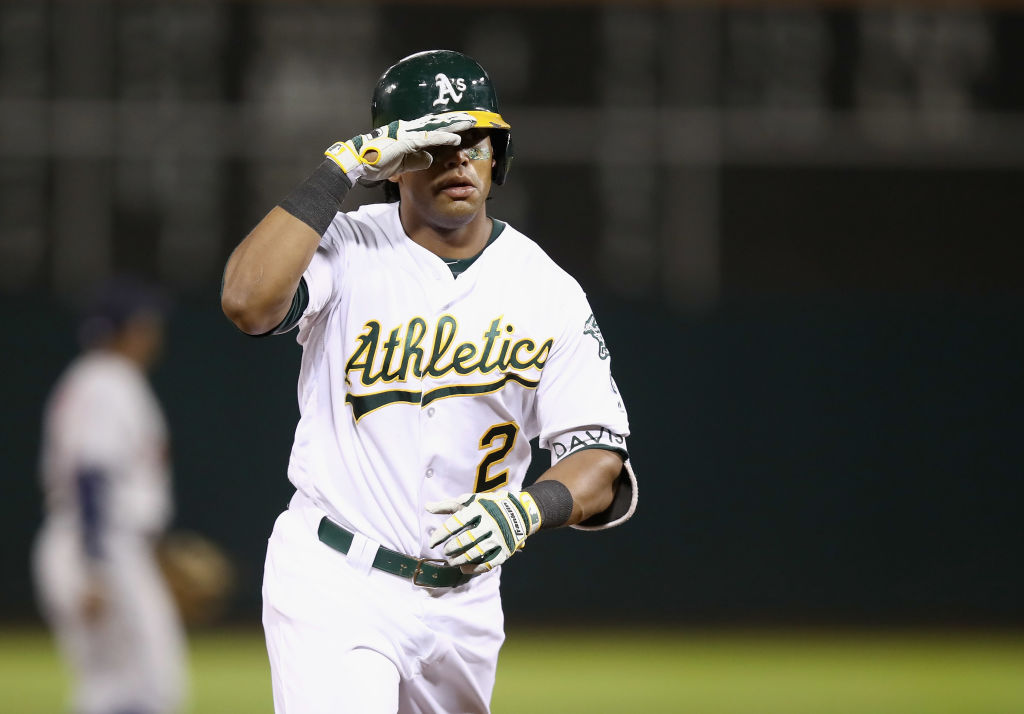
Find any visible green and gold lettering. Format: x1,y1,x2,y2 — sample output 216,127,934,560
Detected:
478,319,503,372
345,321,382,386
426,315,459,377
347,316,554,402
452,342,479,375
532,339,553,368
380,326,403,382
495,338,513,371
509,339,537,370
400,317,427,379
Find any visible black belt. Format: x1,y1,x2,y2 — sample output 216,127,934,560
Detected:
317,516,473,588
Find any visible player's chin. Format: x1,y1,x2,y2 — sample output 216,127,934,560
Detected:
433,193,484,218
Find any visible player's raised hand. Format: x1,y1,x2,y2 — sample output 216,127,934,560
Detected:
324,111,478,185
426,490,542,574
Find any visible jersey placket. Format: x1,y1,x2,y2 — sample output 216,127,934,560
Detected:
415,259,465,552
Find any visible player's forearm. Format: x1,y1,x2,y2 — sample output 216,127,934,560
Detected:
223,156,354,335
221,208,321,335
531,448,623,526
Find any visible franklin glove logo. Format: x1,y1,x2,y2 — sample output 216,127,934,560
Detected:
502,501,527,540
433,73,466,106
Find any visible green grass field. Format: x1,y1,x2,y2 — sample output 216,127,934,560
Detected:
2,627,1022,713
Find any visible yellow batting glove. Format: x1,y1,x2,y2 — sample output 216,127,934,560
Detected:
324,112,477,185
427,490,543,574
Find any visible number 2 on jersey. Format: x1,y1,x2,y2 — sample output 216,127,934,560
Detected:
475,422,520,493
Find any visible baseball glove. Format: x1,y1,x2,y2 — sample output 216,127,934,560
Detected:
157,530,236,626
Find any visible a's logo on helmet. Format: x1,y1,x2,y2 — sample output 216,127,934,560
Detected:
433,73,467,107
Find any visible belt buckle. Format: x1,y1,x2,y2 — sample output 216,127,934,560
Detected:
412,557,449,587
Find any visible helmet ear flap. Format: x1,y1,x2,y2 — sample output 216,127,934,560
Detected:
493,132,514,186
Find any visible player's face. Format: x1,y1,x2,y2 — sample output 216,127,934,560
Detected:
393,129,495,230
119,311,165,371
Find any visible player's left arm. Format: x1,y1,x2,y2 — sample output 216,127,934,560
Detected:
426,449,624,574
428,294,637,573
530,447,623,527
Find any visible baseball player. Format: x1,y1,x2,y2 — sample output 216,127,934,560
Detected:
32,279,187,714
222,50,638,714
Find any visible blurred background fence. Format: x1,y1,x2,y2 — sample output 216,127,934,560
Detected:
1,0,1022,628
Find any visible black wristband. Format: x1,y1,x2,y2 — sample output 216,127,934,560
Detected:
522,480,574,530
279,159,353,237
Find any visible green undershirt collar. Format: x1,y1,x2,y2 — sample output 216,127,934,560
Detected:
442,219,506,278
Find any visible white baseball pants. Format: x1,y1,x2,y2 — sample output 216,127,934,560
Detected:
262,492,505,714
32,519,187,714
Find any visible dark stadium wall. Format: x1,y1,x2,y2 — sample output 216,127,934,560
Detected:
4,295,1021,626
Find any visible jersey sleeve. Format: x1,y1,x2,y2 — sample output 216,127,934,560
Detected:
289,213,350,329
534,289,638,530
535,290,629,445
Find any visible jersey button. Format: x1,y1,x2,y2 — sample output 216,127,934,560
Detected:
425,468,434,479
427,407,436,417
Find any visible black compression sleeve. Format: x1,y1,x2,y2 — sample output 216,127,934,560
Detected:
522,480,574,530
279,159,353,236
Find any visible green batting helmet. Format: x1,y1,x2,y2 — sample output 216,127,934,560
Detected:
371,50,513,185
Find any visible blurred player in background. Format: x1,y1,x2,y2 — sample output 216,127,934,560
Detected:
31,277,187,714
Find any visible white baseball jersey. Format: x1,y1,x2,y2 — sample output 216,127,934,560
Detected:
33,350,185,714
38,350,173,535
285,201,634,558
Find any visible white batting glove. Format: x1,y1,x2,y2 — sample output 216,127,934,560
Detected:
324,112,478,185
427,490,543,574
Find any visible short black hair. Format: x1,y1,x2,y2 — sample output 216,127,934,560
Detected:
78,276,170,347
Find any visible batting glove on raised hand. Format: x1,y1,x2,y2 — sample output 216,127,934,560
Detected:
427,490,543,574
324,112,478,185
